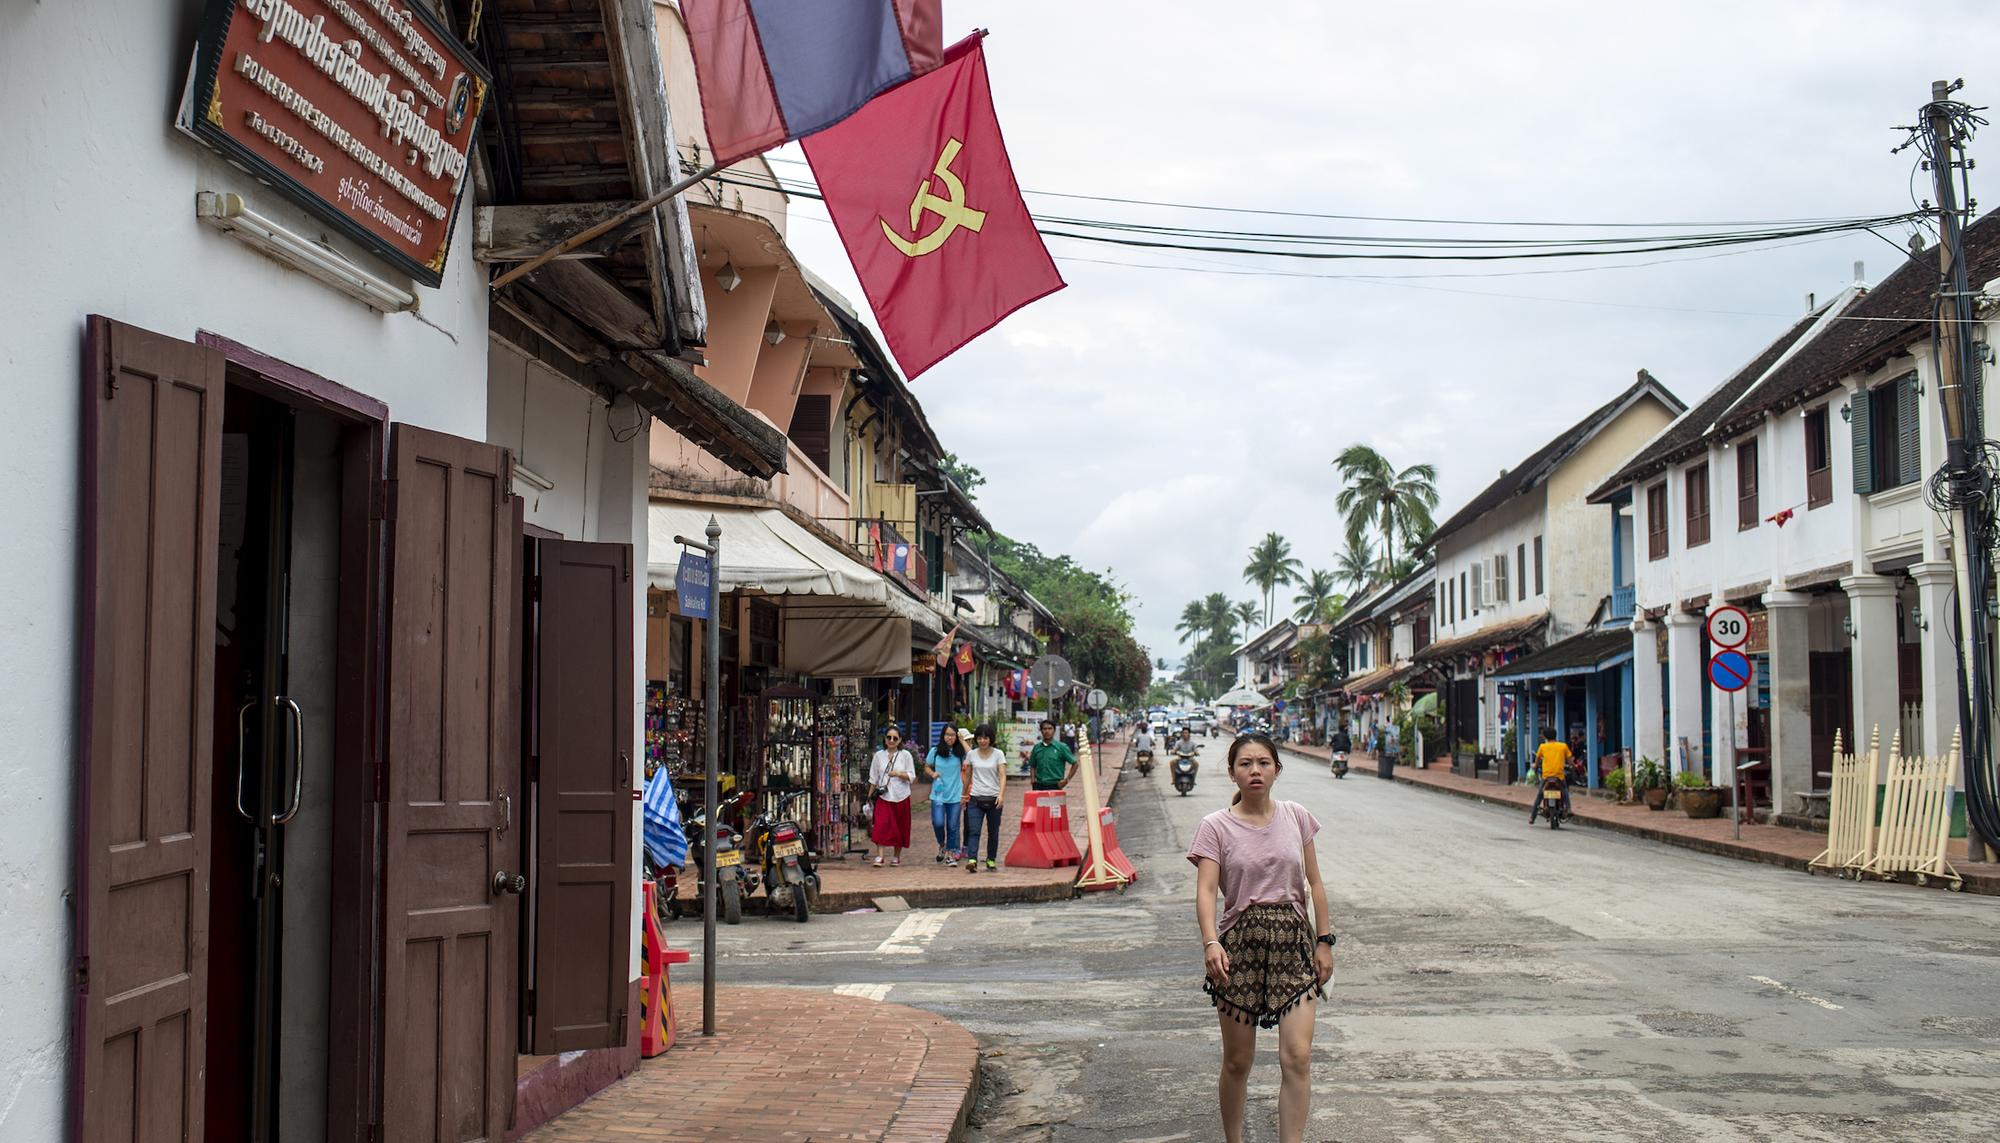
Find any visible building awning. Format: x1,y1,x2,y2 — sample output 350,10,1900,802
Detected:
1490,629,1632,682
647,500,934,675
1413,613,1548,663
1345,664,1418,697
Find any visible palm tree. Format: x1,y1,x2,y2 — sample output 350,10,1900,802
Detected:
1293,569,1339,623
1242,532,1304,626
1200,592,1237,644
1334,444,1440,573
1232,599,1261,635
1176,599,1208,646
1333,533,1377,593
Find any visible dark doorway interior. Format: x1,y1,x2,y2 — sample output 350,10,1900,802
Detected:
1809,650,1854,790
206,382,342,1143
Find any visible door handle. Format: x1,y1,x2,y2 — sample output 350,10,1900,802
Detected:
492,870,527,896
273,696,305,824
498,793,512,838
234,701,257,823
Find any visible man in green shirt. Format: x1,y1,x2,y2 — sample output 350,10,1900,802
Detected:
1024,719,1077,790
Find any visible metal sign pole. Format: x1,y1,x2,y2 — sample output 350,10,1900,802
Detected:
1731,687,1741,841
676,519,724,1036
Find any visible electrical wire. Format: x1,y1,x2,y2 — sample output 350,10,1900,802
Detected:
706,170,1923,265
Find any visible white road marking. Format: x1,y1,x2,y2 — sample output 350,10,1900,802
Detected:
833,982,893,1001
1504,874,1534,887
875,908,958,955
1749,974,1844,1010
1597,910,1639,927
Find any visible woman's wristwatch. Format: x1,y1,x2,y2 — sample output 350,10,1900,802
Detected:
1315,933,1337,948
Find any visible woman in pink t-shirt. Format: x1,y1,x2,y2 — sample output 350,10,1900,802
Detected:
1186,732,1334,1143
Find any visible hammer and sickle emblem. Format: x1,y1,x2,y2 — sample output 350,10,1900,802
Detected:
880,138,987,258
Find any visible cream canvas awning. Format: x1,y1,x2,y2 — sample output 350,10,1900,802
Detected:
647,501,939,675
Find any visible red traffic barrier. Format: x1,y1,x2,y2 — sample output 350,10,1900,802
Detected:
1005,790,1082,868
1083,806,1137,884
640,881,692,1057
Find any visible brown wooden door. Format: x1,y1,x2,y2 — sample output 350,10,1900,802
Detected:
380,425,519,1142
1809,650,1853,790
74,317,226,1143
529,540,634,1053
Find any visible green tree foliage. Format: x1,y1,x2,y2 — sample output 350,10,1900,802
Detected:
1333,444,1440,573
978,532,1151,701
939,453,986,499
1334,532,1377,593
1293,569,1340,623
1242,532,1303,626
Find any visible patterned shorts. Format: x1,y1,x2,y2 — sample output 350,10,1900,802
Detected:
1203,903,1325,1028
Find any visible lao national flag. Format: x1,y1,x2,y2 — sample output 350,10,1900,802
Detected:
682,0,944,167
803,35,1064,379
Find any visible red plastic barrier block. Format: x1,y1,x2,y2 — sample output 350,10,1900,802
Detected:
1088,807,1137,882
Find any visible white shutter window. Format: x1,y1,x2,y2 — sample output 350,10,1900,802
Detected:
1491,553,1509,605
1470,561,1485,614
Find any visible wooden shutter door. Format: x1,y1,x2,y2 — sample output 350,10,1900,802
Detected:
1851,390,1875,495
788,394,832,474
1896,375,1922,487
530,540,635,1052
75,317,225,1143
381,425,519,1143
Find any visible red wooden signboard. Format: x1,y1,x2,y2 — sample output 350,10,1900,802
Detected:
186,0,489,285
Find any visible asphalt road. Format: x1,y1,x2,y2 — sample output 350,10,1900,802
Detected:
687,743,2000,1142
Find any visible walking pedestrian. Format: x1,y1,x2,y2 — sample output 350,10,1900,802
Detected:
963,723,1008,873
1025,719,1077,790
1187,732,1335,1143
924,724,968,862
868,727,917,866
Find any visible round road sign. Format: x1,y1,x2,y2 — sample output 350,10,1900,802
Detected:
1708,649,1752,692
1085,688,1108,710
1706,605,1750,649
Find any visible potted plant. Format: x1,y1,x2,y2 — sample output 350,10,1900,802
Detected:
1453,740,1481,778
1634,756,1668,810
1604,765,1630,803
1675,769,1723,819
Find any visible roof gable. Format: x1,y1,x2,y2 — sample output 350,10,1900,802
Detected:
1426,371,1684,549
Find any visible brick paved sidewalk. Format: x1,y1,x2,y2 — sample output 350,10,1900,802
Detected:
811,735,1137,911
1279,740,2000,895
521,986,979,1143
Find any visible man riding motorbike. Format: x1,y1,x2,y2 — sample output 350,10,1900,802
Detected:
1171,726,1200,773
1329,725,1352,777
1132,723,1156,775
1528,726,1573,825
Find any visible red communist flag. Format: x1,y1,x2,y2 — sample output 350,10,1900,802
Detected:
802,34,1064,379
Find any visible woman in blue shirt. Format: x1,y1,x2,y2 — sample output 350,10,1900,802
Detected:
924,724,968,862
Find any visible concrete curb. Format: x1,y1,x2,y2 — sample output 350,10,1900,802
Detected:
875,999,982,1143
1286,746,2000,897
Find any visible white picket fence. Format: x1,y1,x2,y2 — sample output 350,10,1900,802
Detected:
1809,728,1878,877
1862,728,1964,890
1810,725,1962,890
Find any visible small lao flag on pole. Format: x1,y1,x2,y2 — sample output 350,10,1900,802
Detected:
682,0,944,167
803,34,1064,379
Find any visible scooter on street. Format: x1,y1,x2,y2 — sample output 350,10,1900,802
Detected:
1537,777,1569,829
1331,752,1349,779
746,789,821,923
1135,747,1154,776
1171,747,1200,796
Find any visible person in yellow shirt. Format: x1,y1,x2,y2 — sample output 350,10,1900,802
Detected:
1529,726,1572,824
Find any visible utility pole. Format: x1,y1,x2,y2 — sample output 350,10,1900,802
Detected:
1909,80,1999,862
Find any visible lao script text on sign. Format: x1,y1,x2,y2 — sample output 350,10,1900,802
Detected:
184,0,489,285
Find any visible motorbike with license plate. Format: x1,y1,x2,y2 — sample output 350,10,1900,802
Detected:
1171,743,1201,796
679,789,755,924
1135,745,1155,776
746,789,820,923
1538,777,1569,829
1331,751,1349,779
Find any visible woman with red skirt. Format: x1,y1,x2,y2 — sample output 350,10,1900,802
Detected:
868,728,917,866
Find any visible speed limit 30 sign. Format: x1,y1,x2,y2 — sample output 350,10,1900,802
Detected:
1706,605,1750,649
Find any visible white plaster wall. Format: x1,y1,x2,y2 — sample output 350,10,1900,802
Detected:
0,4,490,1134
1434,490,1544,641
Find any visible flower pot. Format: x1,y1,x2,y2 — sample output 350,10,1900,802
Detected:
1680,787,1723,819
1642,787,1669,811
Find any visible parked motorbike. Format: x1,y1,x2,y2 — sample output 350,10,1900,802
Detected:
1331,751,1349,779
747,789,820,923
1172,752,1199,796
1135,748,1154,776
680,790,755,924
1538,777,1568,829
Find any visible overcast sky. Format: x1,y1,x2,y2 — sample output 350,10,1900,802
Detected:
767,1,1997,668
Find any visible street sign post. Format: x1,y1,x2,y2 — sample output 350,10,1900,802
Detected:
1085,687,1108,711
1708,649,1751,692
1706,605,1750,649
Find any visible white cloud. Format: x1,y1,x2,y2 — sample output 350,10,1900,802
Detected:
771,0,1999,663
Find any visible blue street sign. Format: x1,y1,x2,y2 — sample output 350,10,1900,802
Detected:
675,551,712,619
1708,649,1751,692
